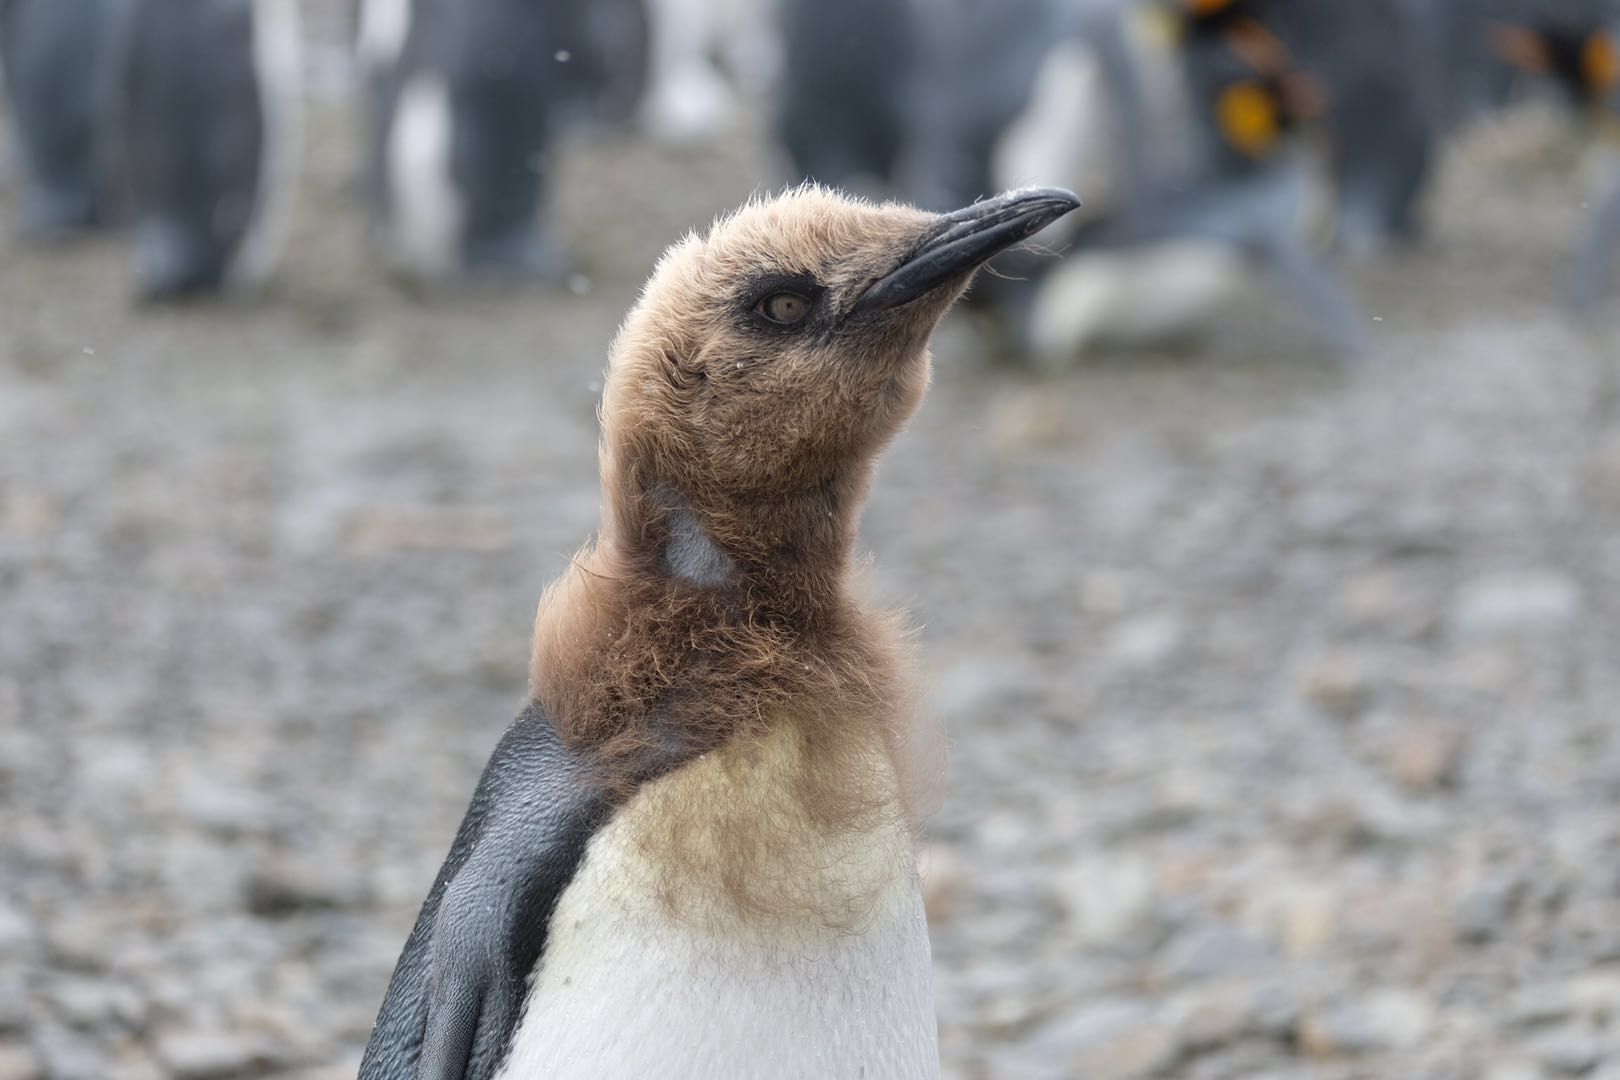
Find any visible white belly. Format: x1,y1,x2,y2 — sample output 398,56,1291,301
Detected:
1027,242,1244,361
497,877,937,1079
495,720,941,1080
229,0,302,287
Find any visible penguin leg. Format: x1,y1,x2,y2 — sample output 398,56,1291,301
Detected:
463,227,574,283
18,183,99,238
1253,231,1367,358
1572,171,1620,315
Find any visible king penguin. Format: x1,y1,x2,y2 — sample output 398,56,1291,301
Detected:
358,184,1080,1080
0,0,126,236
112,0,302,299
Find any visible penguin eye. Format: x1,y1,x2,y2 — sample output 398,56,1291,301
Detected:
756,292,813,325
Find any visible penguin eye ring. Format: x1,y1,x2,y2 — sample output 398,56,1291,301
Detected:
755,292,813,326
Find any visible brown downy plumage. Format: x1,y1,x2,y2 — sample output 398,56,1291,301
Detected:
528,184,1077,920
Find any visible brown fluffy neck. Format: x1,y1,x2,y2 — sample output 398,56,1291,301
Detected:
528,443,939,828
598,452,875,617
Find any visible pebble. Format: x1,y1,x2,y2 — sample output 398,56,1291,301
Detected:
1052,852,1154,945
1385,722,1464,791
153,1030,286,1080
1106,612,1186,672
1161,925,1278,982
39,977,147,1031
0,905,34,960
1298,988,1434,1056
245,854,362,917
1530,1029,1607,1076
1451,570,1582,636
1299,652,1377,718
1001,1000,1179,1079
0,1045,41,1080
1455,876,1522,943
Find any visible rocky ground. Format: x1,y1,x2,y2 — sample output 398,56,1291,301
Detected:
4,31,1620,1080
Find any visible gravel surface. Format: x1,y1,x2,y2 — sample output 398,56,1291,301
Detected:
3,27,1620,1080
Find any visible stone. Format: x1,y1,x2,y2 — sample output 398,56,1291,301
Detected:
1168,986,1258,1051
1106,612,1186,672
153,1031,285,1080
1298,988,1435,1056
0,1044,41,1080
1007,1000,1179,1079
1299,652,1376,718
919,843,971,926
40,976,147,1031
245,854,361,917
29,1024,106,1080
176,776,275,837
1483,1062,1546,1080
1451,571,1582,635
1386,722,1463,791
1455,876,1521,944
1334,570,1425,628
1161,925,1277,982
1078,569,1135,618
1053,853,1154,945
1276,885,1338,958
1530,1030,1607,1075
342,504,513,555
0,905,34,959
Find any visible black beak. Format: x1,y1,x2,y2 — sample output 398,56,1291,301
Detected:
852,187,1081,314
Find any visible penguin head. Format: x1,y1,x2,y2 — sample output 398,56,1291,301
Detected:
1492,20,1620,107
600,185,1079,502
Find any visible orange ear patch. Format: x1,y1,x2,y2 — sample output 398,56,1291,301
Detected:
1216,79,1280,157
1584,31,1620,94
1490,23,1552,73
1224,15,1293,75
1184,0,1237,14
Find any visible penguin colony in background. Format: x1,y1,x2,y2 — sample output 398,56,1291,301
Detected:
357,184,1082,1079
358,0,647,282
0,0,303,298
0,0,1616,321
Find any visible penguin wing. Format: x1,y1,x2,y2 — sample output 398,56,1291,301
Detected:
358,702,614,1080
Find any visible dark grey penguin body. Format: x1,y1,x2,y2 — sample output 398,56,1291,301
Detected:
359,703,623,1080
0,0,125,236
1434,0,1620,308
774,0,916,192
897,0,1069,211
358,0,647,282
1176,0,1441,252
112,0,301,299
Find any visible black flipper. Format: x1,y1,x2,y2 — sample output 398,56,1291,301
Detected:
358,702,615,1080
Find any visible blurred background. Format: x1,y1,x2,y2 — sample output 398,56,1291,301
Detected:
3,0,1620,1077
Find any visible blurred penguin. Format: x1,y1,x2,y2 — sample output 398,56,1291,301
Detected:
640,0,778,140
1478,0,1620,309
897,0,1072,211
113,0,302,300
1172,0,1442,253
358,0,648,284
1004,6,1365,360
774,0,917,193
0,0,127,237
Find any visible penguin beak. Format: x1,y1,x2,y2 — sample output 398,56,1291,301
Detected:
852,187,1082,314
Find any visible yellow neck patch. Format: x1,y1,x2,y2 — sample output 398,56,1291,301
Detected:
1585,31,1620,95
1216,79,1281,157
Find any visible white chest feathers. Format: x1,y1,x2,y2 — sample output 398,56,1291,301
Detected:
495,722,941,1080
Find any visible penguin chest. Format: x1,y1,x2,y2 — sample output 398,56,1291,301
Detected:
494,726,941,1080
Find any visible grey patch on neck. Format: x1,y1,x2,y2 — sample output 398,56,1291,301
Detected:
661,498,738,587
